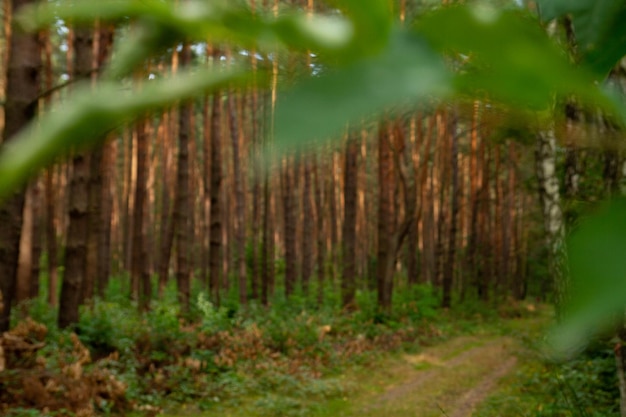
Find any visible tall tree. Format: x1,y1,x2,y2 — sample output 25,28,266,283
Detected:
341,133,359,309
227,86,247,305
0,0,41,331
442,114,458,308
209,88,223,305
174,43,192,312
377,123,395,312
59,25,93,328
131,116,150,310
536,127,567,314
282,158,297,298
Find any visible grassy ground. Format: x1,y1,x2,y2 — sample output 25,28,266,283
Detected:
159,305,552,417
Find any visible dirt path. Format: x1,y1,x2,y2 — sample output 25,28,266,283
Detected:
342,335,520,417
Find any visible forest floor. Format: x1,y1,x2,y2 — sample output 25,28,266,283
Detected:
163,311,548,417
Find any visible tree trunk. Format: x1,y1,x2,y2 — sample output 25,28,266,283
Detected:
227,88,248,306
282,159,297,298
0,0,40,332
536,128,567,314
16,182,35,307
442,115,458,308
377,123,394,312
174,44,192,312
131,118,150,311
209,91,223,305
301,159,314,296
313,158,325,304
59,24,93,329
342,133,359,309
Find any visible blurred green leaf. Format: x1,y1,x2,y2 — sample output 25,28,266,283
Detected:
327,0,394,57
273,29,450,151
19,0,353,78
0,68,254,200
537,0,626,78
415,5,603,109
549,198,626,358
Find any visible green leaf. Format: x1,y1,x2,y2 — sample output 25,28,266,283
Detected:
0,68,254,200
273,29,450,151
18,0,353,78
549,198,626,358
537,0,626,78
416,5,603,109
326,0,394,57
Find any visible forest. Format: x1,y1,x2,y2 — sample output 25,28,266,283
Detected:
1,0,626,416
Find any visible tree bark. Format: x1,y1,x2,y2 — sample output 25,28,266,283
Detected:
442,115,458,308
342,133,359,309
227,88,247,305
59,24,93,329
0,0,40,332
131,118,150,311
174,44,192,312
377,123,394,312
536,128,567,314
209,91,223,305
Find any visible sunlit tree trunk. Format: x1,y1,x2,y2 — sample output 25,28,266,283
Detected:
16,182,35,308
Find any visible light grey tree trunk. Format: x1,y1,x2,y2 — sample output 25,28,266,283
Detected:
535,128,568,316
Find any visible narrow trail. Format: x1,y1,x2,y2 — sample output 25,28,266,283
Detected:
164,315,547,417
342,334,521,417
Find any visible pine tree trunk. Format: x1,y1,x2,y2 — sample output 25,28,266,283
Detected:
59,24,93,329
174,45,192,312
0,0,40,332
16,182,35,307
342,134,359,309
282,159,297,298
313,158,325,303
227,88,248,305
377,123,394,312
297,158,312,296
209,91,223,305
442,115,458,308
132,118,150,311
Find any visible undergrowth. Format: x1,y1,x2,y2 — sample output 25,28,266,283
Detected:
476,325,620,417
7,276,531,417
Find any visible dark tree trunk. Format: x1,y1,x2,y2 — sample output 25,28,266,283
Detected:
174,45,193,312
442,115,458,308
301,159,314,296
313,158,326,304
131,118,150,311
377,123,394,312
59,25,93,329
342,133,359,309
0,0,41,332
209,91,223,305
282,159,297,298
227,89,248,305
